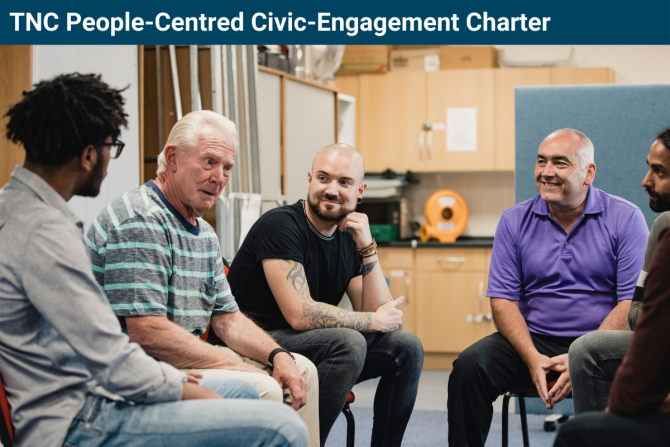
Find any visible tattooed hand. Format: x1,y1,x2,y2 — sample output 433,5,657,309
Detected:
371,297,404,332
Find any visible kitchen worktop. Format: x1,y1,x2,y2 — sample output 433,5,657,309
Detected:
377,236,494,248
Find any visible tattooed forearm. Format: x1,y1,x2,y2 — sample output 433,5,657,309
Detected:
302,301,373,332
278,259,373,332
361,260,377,278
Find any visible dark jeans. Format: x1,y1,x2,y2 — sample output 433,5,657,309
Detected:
554,411,670,447
268,328,424,447
568,330,633,413
447,331,576,447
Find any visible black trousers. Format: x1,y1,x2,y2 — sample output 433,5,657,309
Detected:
554,411,670,447
447,331,576,447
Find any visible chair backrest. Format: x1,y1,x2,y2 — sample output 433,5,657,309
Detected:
0,372,14,444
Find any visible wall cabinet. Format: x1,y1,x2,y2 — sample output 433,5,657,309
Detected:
336,66,615,174
426,70,495,172
494,67,615,171
358,72,426,172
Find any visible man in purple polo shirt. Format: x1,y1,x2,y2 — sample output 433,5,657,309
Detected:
447,129,648,447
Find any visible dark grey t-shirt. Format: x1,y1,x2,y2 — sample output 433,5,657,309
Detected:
629,211,670,329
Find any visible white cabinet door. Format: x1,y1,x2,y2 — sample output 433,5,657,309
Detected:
284,79,336,204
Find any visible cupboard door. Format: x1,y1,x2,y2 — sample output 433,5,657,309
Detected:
494,68,551,171
384,268,415,335
416,271,494,352
425,70,495,172
550,67,615,85
377,247,413,270
359,72,426,172
377,247,415,334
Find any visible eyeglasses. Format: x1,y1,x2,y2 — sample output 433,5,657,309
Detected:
97,140,125,159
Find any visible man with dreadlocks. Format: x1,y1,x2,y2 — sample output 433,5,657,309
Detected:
0,73,308,447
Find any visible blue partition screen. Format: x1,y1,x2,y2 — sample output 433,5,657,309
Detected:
515,84,670,229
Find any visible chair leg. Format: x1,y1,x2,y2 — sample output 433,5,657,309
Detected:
502,394,510,447
342,402,355,447
518,397,529,447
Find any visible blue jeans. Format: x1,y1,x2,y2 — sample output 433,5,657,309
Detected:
568,330,633,413
62,378,308,447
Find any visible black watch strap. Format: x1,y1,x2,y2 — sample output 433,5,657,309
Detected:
267,348,295,370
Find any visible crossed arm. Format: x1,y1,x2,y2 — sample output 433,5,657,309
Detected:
262,258,402,333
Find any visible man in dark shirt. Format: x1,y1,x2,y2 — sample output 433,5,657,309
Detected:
568,126,670,413
224,143,424,447
553,228,670,447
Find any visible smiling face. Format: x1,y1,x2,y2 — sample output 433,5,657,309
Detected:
642,139,670,212
535,133,595,210
307,145,365,223
172,125,235,217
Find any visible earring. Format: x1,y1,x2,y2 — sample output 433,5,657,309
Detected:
358,197,363,205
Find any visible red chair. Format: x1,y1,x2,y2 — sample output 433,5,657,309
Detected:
0,373,14,447
502,380,572,447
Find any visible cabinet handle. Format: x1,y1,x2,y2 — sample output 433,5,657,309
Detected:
418,132,424,160
427,131,433,160
437,257,466,263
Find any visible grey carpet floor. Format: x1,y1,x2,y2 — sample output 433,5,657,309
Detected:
325,408,561,447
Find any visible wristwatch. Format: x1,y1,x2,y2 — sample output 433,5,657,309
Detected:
267,348,296,370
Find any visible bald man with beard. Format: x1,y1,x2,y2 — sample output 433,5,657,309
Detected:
223,144,424,447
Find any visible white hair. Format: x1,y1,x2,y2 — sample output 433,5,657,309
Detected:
546,128,594,169
156,110,238,176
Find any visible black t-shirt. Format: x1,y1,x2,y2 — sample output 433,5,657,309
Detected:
217,200,363,334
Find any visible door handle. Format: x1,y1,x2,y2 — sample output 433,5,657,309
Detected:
437,257,466,263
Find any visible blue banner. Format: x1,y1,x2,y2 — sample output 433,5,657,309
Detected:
2,0,669,45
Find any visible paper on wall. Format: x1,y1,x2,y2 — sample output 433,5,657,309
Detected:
424,55,440,72
446,107,478,152
239,194,262,248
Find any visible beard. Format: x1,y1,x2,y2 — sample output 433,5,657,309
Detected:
76,149,105,197
307,192,355,222
647,187,670,212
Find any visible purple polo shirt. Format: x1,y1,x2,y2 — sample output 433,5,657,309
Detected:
487,186,648,337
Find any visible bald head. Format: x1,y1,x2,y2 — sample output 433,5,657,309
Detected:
312,144,365,183
542,128,594,170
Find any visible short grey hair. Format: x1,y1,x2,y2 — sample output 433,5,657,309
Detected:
546,128,594,169
157,110,238,176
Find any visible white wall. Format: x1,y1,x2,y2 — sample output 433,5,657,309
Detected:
284,79,336,204
495,45,670,84
33,45,140,229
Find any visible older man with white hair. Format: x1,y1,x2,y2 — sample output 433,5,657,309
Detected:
86,111,320,447
447,129,649,447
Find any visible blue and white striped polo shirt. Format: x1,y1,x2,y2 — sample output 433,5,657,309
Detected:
86,181,237,336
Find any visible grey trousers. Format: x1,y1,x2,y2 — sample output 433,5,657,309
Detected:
568,330,633,414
